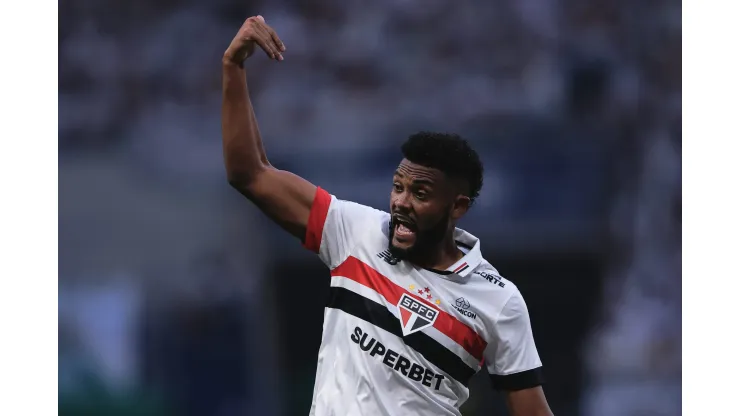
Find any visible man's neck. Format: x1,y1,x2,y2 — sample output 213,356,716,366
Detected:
409,236,464,271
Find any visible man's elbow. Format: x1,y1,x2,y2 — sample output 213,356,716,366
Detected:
226,165,272,196
225,163,260,186
226,169,250,190
226,171,247,188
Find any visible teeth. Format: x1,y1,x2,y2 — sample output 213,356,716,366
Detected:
398,224,412,233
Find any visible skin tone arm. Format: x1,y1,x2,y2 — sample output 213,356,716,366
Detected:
222,15,317,241
504,386,554,416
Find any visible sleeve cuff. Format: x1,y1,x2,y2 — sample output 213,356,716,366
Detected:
302,187,332,253
489,367,545,391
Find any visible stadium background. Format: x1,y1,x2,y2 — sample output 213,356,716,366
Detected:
58,0,681,414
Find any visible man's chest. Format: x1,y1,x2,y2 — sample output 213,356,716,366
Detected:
331,247,494,352
328,254,491,388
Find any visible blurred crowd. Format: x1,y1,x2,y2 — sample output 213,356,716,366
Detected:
59,0,680,414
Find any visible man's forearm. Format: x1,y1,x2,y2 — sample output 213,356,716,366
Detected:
221,60,270,185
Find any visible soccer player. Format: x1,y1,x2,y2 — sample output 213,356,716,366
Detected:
222,15,554,416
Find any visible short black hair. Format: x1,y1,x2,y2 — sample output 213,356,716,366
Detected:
400,131,484,205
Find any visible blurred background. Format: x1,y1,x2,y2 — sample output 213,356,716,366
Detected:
58,0,681,414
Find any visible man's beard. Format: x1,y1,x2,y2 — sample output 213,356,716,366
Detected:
388,211,450,261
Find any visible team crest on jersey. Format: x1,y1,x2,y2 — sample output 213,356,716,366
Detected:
397,293,439,336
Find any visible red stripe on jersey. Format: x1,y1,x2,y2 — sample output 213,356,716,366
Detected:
332,256,487,361
453,262,468,273
303,187,332,253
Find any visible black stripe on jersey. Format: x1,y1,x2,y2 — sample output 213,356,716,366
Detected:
327,286,476,386
423,264,469,275
489,367,545,391
455,240,474,250
424,268,452,275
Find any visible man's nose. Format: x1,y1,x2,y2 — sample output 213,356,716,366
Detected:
392,191,412,212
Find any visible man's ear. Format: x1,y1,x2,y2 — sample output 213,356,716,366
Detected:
451,194,471,221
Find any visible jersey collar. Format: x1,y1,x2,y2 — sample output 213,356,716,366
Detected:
444,227,483,277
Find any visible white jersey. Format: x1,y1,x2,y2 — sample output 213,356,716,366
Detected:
303,188,544,416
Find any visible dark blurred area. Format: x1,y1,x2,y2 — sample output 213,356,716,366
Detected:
58,0,681,415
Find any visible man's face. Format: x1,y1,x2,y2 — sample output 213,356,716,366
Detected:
388,159,469,260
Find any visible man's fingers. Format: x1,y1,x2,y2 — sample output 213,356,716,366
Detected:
254,36,278,60
265,25,286,52
242,16,283,60
245,22,274,58
256,17,285,52
254,24,283,60
253,29,282,60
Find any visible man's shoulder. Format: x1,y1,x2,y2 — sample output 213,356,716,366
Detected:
331,197,389,221
463,261,525,319
326,197,390,246
469,261,515,290
314,196,390,269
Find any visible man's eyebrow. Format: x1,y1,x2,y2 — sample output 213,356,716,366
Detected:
411,178,435,186
395,169,436,186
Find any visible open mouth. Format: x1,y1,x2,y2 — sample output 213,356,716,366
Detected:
393,215,417,240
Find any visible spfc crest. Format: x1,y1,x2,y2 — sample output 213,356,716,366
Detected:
397,293,439,336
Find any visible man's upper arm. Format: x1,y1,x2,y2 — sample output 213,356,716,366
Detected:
484,290,551,414
504,386,552,416
235,167,317,241
485,290,545,390
238,167,381,268
302,187,384,269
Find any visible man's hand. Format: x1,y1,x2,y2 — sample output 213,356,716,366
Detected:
223,15,286,64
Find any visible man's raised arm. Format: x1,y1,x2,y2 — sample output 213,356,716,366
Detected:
222,15,318,241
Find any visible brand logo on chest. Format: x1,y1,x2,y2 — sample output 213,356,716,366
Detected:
453,297,477,319
377,250,399,265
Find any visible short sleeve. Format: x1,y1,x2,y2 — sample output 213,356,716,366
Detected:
484,290,545,391
302,187,384,269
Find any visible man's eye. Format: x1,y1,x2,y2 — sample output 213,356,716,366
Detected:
393,184,403,192
414,191,427,200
